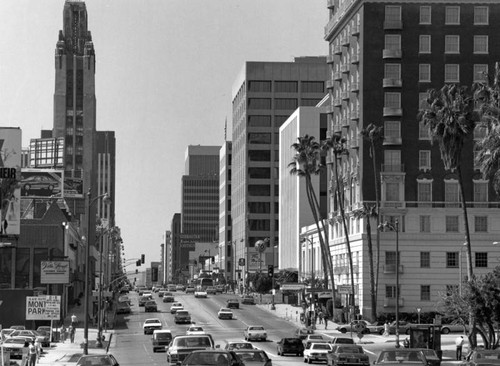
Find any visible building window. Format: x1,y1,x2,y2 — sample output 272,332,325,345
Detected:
419,122,430,140
474,65,489,82
418,182,432,202
248,81,271,92
419,150,431,170
419,35,431,53
248,115,271,127
248,98,271,110
384,121,401,139
445,6,460,25
385,6,401,21
384,149,401,167
385,92,401,109
386,251,399,266
445,216,459,232
386,183,399,201
445,35,460,54
419,64,431,82
475,216,487,232
474,182,488,202
475,252,488,268
444,64,460,83
385,35,401,50
420,251,430,267
274,81,298,93
445,181,459,203
474,6,489,25
274,98,298,110
301,81,325,93
420,216,431,233
248,150,270,161
386,285,397,299
420,6,431,24
421,285,431,301
446,252,459,268
385,64,401,79
248,133,271,144
474,36,488,54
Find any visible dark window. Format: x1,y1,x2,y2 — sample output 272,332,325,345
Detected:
248,202,271,213
275,81,298,93
249,219,270,231
301,99,321,107
248,150,270,162
475,252,488,267
301,81,325,93
446,252,459,268
275,98,298,110
248,116,271,127
249,168,271,179
420,252,430,268
421,285,431,301
248,185,271,196
248,81,271,92
248,98,271,110
275,115,290,127
248,133,271,144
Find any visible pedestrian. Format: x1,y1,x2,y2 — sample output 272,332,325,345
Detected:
71,313,78,328
383,321,390,337
324,316,329,330
60,323,67,343
69,325,75,343
34,338,42,358
28,341,37,366
21,341,30,366
455,335,464,360
318,311,324,324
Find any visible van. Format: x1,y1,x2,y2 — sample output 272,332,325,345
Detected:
152,329,172,352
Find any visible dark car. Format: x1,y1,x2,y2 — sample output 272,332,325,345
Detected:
180,350,244,366
206,286,217,295
145,300,158,312
227,298,240,309
295,327,314,340
174,310,192,324
241,295,255,305
233,349,272,366
277,337,304,356
374,349,429,366
411,349,441,366
464,349,500,366
152,330,173,353
327,345,370,366
76,354,119,366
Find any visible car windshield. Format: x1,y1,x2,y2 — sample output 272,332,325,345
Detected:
156,333,171,340
235,351,266,362
339,347,362,353
285,338,301,344
189,327,203,332
476,352,500,360
145,320,160,324
312,344,331,350
4,338,25,344
231,343,253,349
77,355,113,365
186,352,230,366
220,308,230,312
177,311,189,315
250,327,264,330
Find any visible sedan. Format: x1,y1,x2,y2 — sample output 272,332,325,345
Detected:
295,327,314,340
218,308,234,319
336,320,384,335
327,345,370,366
180,350,244,366
241,295,255,305
227,299,240,309
9,330,47,345
464,350,500,366
277,337,304,356
174,310,192,324
224,340,255,351
163,292,175,303
304,343,333,364
143,318,163,335
0,337,29,359
76,354,120,366
185,286,195,294
186,326,206,335
374,349,428,366
233,349,272,366
170,302,184,314
194,290,208,298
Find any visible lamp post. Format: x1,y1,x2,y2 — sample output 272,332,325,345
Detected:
417,308,421,324
378,219,399,348
271,243,277,310
83,190,110,355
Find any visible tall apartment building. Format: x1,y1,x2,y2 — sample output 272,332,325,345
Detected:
231,58,329,275
324,0,500,316
170,214,182,283
218,142,234,283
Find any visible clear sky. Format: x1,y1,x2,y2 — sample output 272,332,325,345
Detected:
0,0,327,265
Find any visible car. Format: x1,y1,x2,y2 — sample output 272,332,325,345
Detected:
138,296,151,307
244,326,267,342
463,349,500,366
167,284,177,292
143,318,163,334
152,330,172,352
440,320,469,334
180,350,245,366
118,295,130,303
233,349,272,366
295,327,315,340
206,286,217,295
194,289,208,298
336,320,384,334
176,284,186,291
185,286,195,294
170,302,184,314
9,325,26,331
1,328,16,340
241,295,255,305
218,308,234,319
158,291,165,298
9,330,46,345
329,337,355,346
174,310,192,324
165,335,216,365
277,337,304,356
76,354,120,366
163,292,175,303
0,337,30,359
215,285,225,293
410,348,441,366
303,342,333,364
145,300,158,312
388,320,413,335
21,174,60,194
327,344,370,366
374,349,429,366
186,326,205,335
224,340,255,351
35,327,52,346
227,298,240,309
303,334,327,347
117,302,131,314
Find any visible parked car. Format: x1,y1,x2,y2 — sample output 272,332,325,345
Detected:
0,337,29,359
241,295,255,305
410,348,441,366
194,289,208,298
463,349,500,366
440,320,469,334
117,302,131,314
295,327,314,340
170,302,184,314
180,350,244,366
76,354,119,366
186,326,206,335
152,330,172,353
9,330,47,345
374,349,429,366
145,300,158,312
327,345,370,366
244,326,267,342
336,320,384,334
303,342,333,364
9,325,26,331
174,310,192,324
227,298,240,309
165,334,215,365
185,286,195,294
233,349,272,366
143,318,163,335
218,308,234,319
277,337,304,356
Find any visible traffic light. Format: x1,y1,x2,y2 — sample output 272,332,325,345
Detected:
136,260,141,266
141,254,145,264
268,265,274,278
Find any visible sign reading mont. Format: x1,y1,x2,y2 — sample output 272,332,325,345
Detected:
25,295,61,320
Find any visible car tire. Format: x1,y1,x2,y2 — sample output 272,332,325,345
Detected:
277,349,280,356
379,329,385,335
340,328,347,334
308,357,312,364
441,327,450,334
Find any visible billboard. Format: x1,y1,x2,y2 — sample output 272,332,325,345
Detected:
25,295,61,320
20,169,63,198
40,261,70,284
0,127,22,235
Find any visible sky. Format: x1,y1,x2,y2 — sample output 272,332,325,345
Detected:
0,0,327,265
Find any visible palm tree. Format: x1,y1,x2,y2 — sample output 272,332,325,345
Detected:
418,84,479,281
288,135,336,305
353,204,377,321
322,132,356,315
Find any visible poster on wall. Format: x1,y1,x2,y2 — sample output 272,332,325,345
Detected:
0,127,22,236
20,169,63,198
40,261,70,284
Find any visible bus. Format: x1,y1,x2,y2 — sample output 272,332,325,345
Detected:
195,278,214,291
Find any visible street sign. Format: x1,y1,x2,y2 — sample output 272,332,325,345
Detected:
338,285,358,294
25,295,61,320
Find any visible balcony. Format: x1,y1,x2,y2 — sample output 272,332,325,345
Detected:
381,164,405,173
383,264,404,274
341,64,350,73
351,53,359,64
327,55,335,64
384,20,403,30
384,297,404,308
383,78,402,88
334,45,343,55
350,110,359,120
341,91,350,100
334,97,342,107
352,23,360,36
383,49,402,59
342,36,350,46
334,71,342,80
327,0,335,9
350,82,359,92
326,105,335,114
326,79,335,89
383,136,402,145
383,107,403,117
342,118,350,127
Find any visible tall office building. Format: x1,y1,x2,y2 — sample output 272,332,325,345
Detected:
218,142,234,283
96,131,115,224
231,58,329,276
324,0,500,316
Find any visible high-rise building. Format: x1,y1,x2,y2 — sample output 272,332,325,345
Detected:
218,141,233,283
231,58,329,277
170,213,182,282
324,0,500,316
96,131,116,225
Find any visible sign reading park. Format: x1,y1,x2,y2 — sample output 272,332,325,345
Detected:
25,295,61,320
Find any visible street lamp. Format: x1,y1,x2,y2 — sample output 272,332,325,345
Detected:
416,308,421,324
378,219,400,348
83,190,111,354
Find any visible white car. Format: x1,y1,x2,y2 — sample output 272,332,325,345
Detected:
303,342,332,364
170,302,184,314
186,326,206,335
244,326,267,341
143,318,162,335
218,308,234,319
194,289,208,298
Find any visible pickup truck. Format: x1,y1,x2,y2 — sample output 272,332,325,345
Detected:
244,325,267,341
166,335,215,365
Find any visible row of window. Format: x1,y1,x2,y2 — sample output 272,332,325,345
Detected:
417,34,489,55
417,180,488,203
385,250,489,268
419,215,488,233
248,98,321,110
385,5,489,26
248,81,325,94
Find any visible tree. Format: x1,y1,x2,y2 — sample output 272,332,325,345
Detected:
322,133,356,316
288,135,336,305
419,84,478,282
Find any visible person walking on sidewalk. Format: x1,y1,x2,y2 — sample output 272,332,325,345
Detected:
318,311,324,324
324,316,329,329
21,341,30,366
71,313,78,328
455,336,464,360
69,325,75,343
60,323,67,343
28,341,37,366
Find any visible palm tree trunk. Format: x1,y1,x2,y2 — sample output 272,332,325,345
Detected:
457,166,473,280
371,139,381,313
366,217,377,322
